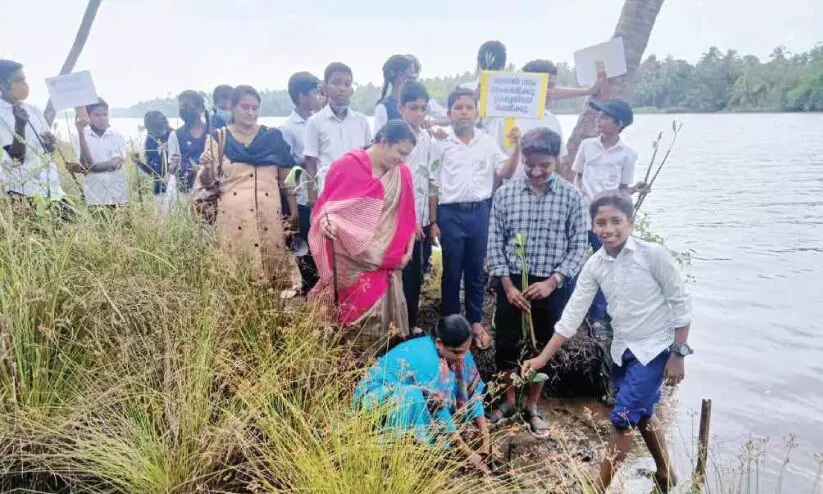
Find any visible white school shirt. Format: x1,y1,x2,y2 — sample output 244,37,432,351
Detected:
572,136,637,202
432,128,507,205
303,105,372,194
72,127,128,205
279,110,310,206
406,128,435,226
486,109,568,173
0,100,65,200
554,237,692,366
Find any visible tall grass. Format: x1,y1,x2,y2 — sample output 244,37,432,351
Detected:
0,199,519,493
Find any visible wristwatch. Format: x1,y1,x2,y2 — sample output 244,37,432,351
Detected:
669,343,694,357
550,273,565,289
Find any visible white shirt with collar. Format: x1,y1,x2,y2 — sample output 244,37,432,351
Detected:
279,109,310,206
303,104,372,194
406,127,435,227
486,109,568,172
72,126,128,206
432,127,507,205
572,135,638,202
0,100,65,200
554,236,693,366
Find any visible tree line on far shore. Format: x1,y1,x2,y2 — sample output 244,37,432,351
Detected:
112,43,823,118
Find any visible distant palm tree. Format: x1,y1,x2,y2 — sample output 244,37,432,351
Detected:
44,0,103,126
563,0,665,180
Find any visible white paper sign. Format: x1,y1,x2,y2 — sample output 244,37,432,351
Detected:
574,38,627,86
479,71,548,120
45,71,99,111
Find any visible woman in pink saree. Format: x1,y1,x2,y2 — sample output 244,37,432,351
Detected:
309,120,417,354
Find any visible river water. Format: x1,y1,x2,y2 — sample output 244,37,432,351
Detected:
60,113,823,491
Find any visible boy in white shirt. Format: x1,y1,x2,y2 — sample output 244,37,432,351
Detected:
429,87,520,347
523,191,692,494
0,59,65,202
303,62,372,205
396,81,437,331
572,98,647,333
280,71,325,293
71,98,128,209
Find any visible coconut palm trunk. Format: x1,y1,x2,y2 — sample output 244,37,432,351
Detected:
44,0,103,126
562,0,665,181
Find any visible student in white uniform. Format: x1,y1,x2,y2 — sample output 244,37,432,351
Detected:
280,71,326,293
430,87,521,348
0,59,66,204
572,98,647,335
72,98,128,210
303,62,372,204
396,81,438,332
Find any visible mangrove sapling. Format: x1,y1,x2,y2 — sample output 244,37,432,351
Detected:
633,120,683,218
513,232,536,349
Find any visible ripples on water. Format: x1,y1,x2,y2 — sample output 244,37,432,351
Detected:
90,113,823,489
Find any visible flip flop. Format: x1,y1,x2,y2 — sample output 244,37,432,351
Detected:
522,409,550,439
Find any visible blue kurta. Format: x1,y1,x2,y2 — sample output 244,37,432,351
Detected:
354,336,486,443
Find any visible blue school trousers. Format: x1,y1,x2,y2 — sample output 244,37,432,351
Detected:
439,199,491,324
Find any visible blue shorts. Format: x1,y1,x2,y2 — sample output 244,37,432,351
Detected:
610,349,669,430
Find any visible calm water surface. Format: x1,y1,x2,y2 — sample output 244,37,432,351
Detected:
60,113,823,490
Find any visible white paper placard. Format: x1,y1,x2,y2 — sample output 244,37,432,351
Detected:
478,71,548,119
45,71,99,111
574,38,627,86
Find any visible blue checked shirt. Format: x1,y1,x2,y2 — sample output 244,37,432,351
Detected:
487,174,589,280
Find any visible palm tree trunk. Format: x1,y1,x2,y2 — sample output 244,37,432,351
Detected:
43,0,103,126
562,0,665,180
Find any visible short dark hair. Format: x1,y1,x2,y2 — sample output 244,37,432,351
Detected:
231,85,261,107
86,97,109,114
324,62,353,83
477,40,507,71
589,190,634,220
0,59,23,87
400,81,429,105
288,72,320,106
521,127,562,157
177,90,205,108
374,119,417,147
213,85,234,103
522,59,558,75
143,110,168,131
447,87,476,110
435,315,472,347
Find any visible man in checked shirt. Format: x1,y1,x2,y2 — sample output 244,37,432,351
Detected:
486,127,588,439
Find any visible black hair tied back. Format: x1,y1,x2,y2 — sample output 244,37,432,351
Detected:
435,315,473,347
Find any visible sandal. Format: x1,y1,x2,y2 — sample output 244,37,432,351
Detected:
487,402,516,426
522,409,550,439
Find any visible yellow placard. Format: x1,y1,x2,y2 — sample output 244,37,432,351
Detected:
504,117,516,149
478,71,491,117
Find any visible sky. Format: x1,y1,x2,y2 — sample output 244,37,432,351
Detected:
2,0,822,107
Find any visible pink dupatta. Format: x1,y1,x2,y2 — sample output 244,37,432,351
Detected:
308,148,416,326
